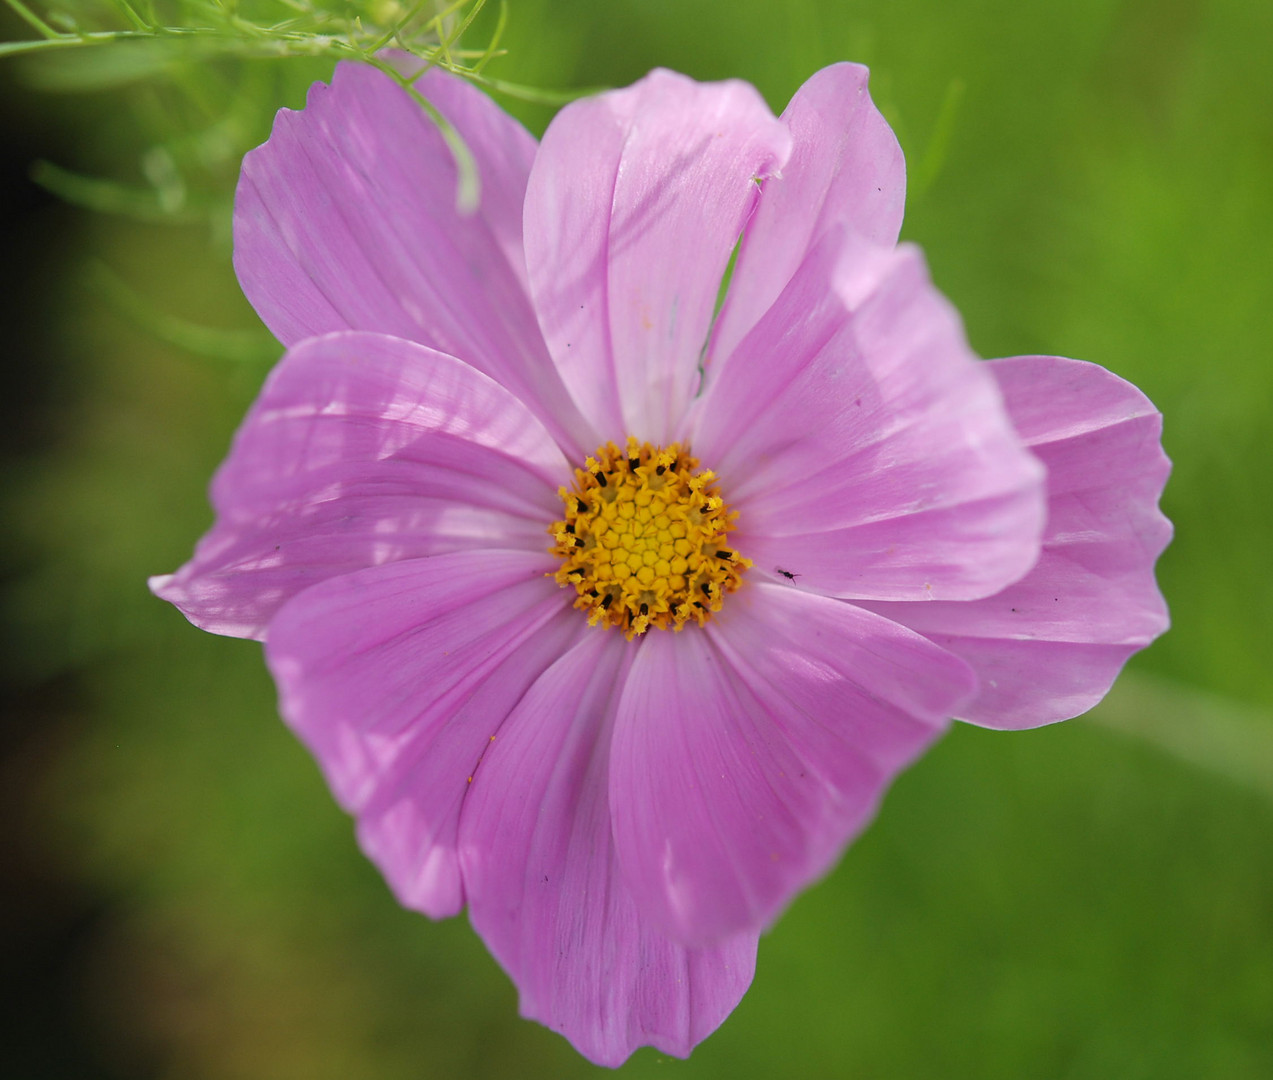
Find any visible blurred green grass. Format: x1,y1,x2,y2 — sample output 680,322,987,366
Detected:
4,0,1272,1076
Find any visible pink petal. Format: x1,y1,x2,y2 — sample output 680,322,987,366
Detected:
862,355,1172,728
523,68,792,443
234,62,592,456
609,585,975,944
264,550,575,919
711,62,906,364
689,228,1046,602
150,332,569,639
461,631,756,1066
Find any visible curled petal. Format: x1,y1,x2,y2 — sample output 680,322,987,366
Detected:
524,68,792,443
712,62,906,363
690,227,1046,602
235,62,592,456
264,550,574,918
461,631,756,1066
151,332,569,639
863,355,1172,728
609,586,975,944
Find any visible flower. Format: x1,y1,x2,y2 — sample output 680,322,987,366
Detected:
150,61,1171,1065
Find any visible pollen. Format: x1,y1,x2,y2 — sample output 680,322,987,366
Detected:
550,438,751,639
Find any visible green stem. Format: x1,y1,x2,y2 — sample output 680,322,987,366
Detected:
471,0,506,74
476,73,603,106
361,51,480,214
3,0,59,39
104,0,155,32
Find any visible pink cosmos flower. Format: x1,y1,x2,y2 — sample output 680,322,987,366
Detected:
151,61,1171,1065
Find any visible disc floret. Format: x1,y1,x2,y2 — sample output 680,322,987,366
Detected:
550,438,751,638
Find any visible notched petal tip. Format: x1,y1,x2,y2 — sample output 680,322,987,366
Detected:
698,226,1048,605
459,631,757,1067
234,62,595,456
152,331,571,643
524,66,792,443
870,354,1173,730
708,60,907,363
610,590,973,946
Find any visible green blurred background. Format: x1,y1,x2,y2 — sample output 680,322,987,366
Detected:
2,0,1271,1076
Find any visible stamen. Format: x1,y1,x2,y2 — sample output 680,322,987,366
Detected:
550,437,751,639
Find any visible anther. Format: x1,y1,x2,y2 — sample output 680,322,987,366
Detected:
550,439,751,638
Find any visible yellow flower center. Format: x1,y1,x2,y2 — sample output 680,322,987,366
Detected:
550,438,751,639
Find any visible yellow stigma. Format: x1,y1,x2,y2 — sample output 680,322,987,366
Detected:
550,438,751,639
